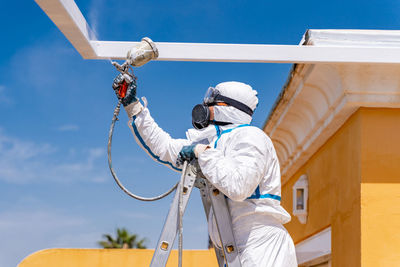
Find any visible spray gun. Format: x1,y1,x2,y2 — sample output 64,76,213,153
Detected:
110,37,159,119
108,38,178,201
111,37,159,99
113,37,159,69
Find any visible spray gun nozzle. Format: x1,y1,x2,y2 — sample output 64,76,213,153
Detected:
112,61,130,74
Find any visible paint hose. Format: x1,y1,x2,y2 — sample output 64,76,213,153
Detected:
107,99,178,201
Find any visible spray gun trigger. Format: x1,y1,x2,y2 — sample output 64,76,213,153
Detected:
119,81,128,99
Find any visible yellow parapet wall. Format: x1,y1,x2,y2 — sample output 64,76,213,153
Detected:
19,248,219,267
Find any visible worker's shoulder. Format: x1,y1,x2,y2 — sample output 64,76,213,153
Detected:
233,125,271,142
230,126,277,153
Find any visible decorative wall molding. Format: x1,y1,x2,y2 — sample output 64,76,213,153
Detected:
265,62,400,183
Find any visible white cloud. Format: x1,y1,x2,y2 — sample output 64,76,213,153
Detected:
0,209,101,267
117,211,153,220
56,124,79,132
9,42,74,92
0,129,108,184
0,210,86,229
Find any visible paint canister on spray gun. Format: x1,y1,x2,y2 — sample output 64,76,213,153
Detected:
126,37,159,67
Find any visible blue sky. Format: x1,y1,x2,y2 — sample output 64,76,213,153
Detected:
1,0,399,266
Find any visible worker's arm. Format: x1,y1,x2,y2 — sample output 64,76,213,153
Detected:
197,127,269,201
127,102,191,172
112,74,190,172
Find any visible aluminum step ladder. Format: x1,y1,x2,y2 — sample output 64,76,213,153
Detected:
149,161,242,267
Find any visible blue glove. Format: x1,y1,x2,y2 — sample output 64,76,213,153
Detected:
176,145,197,166
112,73,138,106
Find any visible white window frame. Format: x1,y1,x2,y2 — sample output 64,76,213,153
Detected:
293,174,309,224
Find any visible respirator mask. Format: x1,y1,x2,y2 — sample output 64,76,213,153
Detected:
191,87,254,130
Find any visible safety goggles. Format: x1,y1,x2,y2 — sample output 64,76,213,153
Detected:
203,87,220,105
202,86,254,116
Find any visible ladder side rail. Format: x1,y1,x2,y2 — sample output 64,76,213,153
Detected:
207,182,242,267
196,178,225,267
149,167,196,267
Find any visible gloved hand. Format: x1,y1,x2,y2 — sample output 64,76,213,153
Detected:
176,145,197,166
112,73,138,106
176,144,210,166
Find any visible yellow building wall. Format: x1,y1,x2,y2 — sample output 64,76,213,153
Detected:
281,108,400,267
19,248,218,267
360,108,400,267
281,110,362,266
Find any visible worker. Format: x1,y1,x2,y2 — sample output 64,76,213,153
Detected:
112,75,298,267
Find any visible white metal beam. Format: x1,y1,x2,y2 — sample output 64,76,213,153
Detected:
92,40,400,64
35,0,97,59
35,0,400,64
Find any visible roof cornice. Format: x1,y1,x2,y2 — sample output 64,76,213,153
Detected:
264,30,400,184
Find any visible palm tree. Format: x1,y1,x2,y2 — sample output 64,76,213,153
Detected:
98,228,147,249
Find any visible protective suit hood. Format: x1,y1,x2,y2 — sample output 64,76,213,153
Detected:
215,81,258,112
213,81,258,125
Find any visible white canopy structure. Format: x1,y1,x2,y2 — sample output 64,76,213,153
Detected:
35,0,400,64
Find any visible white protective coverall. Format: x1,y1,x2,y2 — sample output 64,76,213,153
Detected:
124,81,297,266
